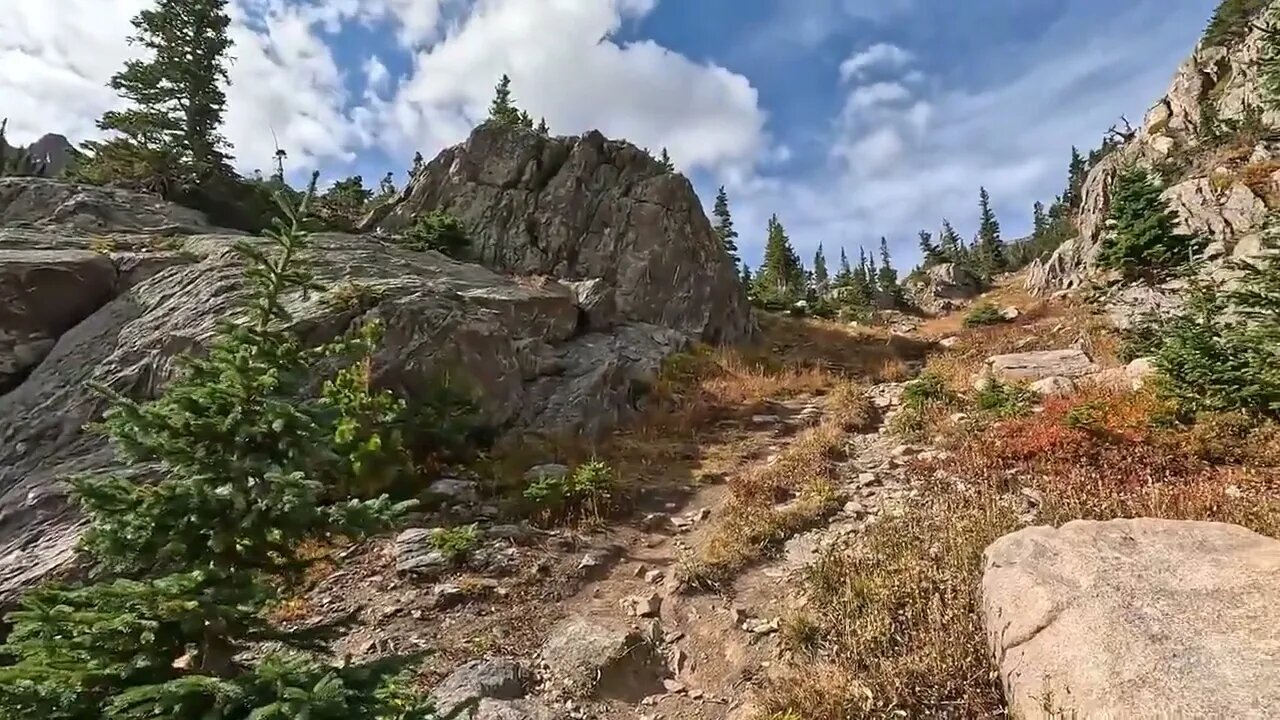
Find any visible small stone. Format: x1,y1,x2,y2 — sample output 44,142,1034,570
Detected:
488,524,533,541
950,412,970,423
857,472,878,486
939,336,961,349
663,679,687,694
432,583,468,609
743,617,780,635
427,478,480,504
1000,306,1021,321
752,414,781,425
1226,485,1244,499
644,569,665,584
578,552,605,571
692,507,712,522
1031,376,1076,396
843,500,867,516
689,688,705,700
623,592,663,618
640,512,671,530
730,606,749,626
890,444,914,458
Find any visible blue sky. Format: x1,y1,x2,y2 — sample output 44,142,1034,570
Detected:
3,0,1217,269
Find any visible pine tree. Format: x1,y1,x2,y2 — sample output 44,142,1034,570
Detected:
489,74,522,126
410,151,424,179
0,182,435,718
975,187,1006,277
518,110,534,130
1064,147,1087,208
0,119,50,177
94,0,233,182
315,175,374,232
876,237,901,305
754,214,804,300
835,248,854,287
1032,201,1048,238
377,172,396,199
712,186,740,265
812,243,829,288
938,219,962,263
866,251,879,294
659,148,675,172
741,264,752,286
917,230,942,266
536,117,550,137
1099,165,1205,280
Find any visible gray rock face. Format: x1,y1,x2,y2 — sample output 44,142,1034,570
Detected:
984,349,1099,383
0,158,743,603
538,617,667,700
983,518,1280,719
365,122,752,344
433,657,530,717
1026,2,1280,297
906,262,982,314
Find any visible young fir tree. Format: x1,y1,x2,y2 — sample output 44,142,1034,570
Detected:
1064,147,1088,209
659,148,675,172
866,251,879,294
754,214,804,299
315,175,374,232
975,186,1006,277
1032,201,1049,238
834,248,854,288
410,151,425,179
535,117,550,137
917,230,942,266
489,74,523,126
741,263,753,286
0,182,435,719
812,243,829,288
1099,165,1204,280
938,219,962,263
90,0,233,183
876,237,901,305
712,186,740,265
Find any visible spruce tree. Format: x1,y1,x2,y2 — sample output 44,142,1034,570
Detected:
410,151,425,179
866,251,879,294
876,237,901,305
1032,201,1048,238
535,117,550,137
754,214,804,300
1099,165,1204,280
917,230,941,266
741,264,752,286
976,186,1006,276
0,183,435,719
0,120,50,177
489,74,522,126
1064,147,1087,208
712,186,740,265
659,148,675,172
95,0,233,181
813,243,829,288
834,248,854,287
938,219,962,263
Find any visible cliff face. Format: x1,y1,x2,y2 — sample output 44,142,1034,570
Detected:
1027,1,1280,294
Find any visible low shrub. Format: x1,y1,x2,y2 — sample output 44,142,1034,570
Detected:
523,460,615,524
430,524,479,562
975,378,1037,419
396,210,471,259
962,302,1005,328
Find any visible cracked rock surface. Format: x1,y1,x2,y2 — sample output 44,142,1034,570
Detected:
982,518,1280,719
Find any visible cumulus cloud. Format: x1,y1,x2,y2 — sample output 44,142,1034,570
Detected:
847,81,912,109
0,0,768,182
839,43,913,81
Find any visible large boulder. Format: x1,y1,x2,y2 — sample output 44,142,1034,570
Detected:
537,617,668,700
906,262,982,314
0,162,746,603
363,122,752,344
983,349,1099,383
983,518,1280,718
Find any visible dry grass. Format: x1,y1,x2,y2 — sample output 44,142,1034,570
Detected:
1239,158,1280,207
764,381,1280,719
680,383,875,587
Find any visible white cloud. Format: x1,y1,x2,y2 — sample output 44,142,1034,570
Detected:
365,0,768,173
839,43,913,81
847,81,911,109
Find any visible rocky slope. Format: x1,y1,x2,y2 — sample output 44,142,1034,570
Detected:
1027,0,1280,295
0,125,751,604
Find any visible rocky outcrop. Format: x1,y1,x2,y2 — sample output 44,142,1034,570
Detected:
982,349,1100,383
983,519,1280,718
364,122,752,344
1026,1,1280,297
906,262,982,314
0,132,751,605
537,617,668,700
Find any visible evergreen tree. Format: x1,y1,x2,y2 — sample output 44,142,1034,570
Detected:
866,251,879,294
976,186,1006,276
535,117,550,137
741,263,752,286
315,175,374,232
659,148,675,172
812,243,829,288
754,214,804,300
0,119,50,177
876,237,901,305
0,183,435,719
834,248,854,287
917,230,942,266
1099,165,1205,280
92,0,233,182
938,219,962,263
1032,201,1049,238
712,186,740,264
1064,147,1087,208
410,151,424,179
518,110,534,130
489,74,522,126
